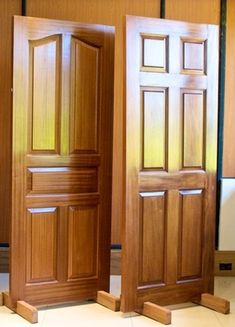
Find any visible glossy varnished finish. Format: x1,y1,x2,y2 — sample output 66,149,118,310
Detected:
0,0,21,243
26,0,161,244
122,16,218,312
11,16,114,305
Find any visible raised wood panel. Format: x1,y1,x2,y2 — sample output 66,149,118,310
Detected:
182,39,206,74
165,0,220,24
142,89,167,170
27,167,97,194
70,37,99,153
29,36,61,153
142,36,168,72
0,0,21,243
182,91,205,169
26,207,58,282
223,0,235,176
178,190,203,281
139,192,166,286
27,0,161,246
68,205,98,279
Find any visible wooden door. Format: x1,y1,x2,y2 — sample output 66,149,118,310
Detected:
11,16,114,306
122,16,218,312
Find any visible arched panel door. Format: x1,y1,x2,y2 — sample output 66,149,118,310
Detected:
11,16,114,306
122,16,218,312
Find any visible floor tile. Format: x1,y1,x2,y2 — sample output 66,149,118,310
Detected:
0,306,46,326
40,302,132,327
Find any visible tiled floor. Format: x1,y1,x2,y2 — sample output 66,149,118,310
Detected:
1,275,235,326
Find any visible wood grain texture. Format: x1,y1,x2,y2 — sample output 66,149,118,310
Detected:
200,293,230,314
26,0,161,244
165,0,220,24
27,167,97,194
0,0,21,243
122,16,218,313
223,0,235,176
11,16,114,306
0,247,9,273
97,290,120,311
70,38,99,153
3,292,15,311
139,192,166,285
178,190,203,280
29,36,60,152
26,208,58,282
143,302,171,325
182,91,204,168
110,249,121,275
16,301,38,324
68,205,98,279
143,90,167,169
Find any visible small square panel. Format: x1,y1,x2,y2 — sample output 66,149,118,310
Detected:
143,37,166,70
183,41,205,72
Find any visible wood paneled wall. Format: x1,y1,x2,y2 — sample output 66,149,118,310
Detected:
223,0,235,176
26,0,161,244
165,0,220,24
0,0,21,243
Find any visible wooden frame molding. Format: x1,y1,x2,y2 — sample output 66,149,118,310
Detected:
97,291,120,311
142,302,171,325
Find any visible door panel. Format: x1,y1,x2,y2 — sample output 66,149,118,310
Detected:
11,16,114,306
139,191,166,286
122,16,218,312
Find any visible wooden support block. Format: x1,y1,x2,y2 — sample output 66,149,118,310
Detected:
200,293,230,314
16,301,38,324
3,292,15,311
0,292,3,306
97,290,120,311
143,302,171,325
